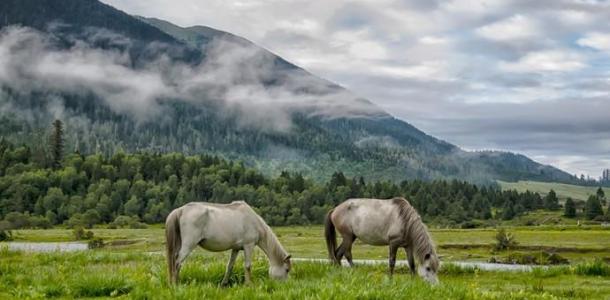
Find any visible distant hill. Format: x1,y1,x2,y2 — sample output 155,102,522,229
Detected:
0,0,577,184
498,180,610,201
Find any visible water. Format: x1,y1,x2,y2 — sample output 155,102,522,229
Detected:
2,242,89,252
291,258,544,272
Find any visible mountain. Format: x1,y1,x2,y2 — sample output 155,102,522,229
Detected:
0,0,575,184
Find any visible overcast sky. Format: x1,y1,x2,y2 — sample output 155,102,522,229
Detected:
102,0,610,178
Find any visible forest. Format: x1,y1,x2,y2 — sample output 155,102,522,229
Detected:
3,125,597,231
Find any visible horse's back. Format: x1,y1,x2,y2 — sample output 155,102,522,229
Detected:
174,201,262,251
332,198,402,245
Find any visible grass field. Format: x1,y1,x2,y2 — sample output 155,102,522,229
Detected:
2,226,610,299
498,180,610,201
8,225,610,262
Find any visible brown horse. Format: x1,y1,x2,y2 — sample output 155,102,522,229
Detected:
325,197,440,284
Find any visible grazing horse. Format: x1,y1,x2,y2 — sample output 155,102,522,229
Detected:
165,201,291,285
325,197,440,284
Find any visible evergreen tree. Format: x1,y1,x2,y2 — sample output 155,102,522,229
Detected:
544,189,559,210
50,119,64,170
585,195,603,220
502,201,515,220
564,197,576,218
597,187,607,206
596,187,605,199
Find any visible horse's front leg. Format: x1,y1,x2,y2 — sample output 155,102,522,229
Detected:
406,246,416,275
221,249,239,287
243,243,255,285
388,243,399,277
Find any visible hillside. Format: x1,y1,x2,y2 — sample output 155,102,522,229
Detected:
499,180,610,201
0,0,575,184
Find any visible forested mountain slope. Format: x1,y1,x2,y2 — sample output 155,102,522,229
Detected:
0,0,574,184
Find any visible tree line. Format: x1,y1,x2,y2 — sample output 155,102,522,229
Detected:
563,187,609,221
2,133,594,230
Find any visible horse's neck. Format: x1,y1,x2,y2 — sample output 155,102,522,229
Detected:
257,224,286,266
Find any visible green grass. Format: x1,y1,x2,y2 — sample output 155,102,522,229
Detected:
1,249,609,299
498,180,610,201
2,226,610,299
7,225,610,263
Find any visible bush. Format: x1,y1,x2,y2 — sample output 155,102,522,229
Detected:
4,212,30,229
29,215,52,229
0,229,12,241
494,228,518,250
546,252,569,265
494,251,569,265
88,237,105,249
73,227,94,240
129,221,147,229
460,220,483,229
111,215,133,227
109,215,148,229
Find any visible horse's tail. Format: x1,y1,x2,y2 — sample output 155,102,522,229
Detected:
324,208,338,264
166,208,182,285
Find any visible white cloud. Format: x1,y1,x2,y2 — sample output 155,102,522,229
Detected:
476,14,542,42
577,32,610,51
499,50,586,73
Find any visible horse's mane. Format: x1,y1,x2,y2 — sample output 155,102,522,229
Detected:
392,197,439,270
239,203,288,266
259,221,289,265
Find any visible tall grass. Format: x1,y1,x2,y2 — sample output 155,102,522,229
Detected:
574,261,610,277
1,250,609,299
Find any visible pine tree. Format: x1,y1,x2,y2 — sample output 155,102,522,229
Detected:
597,187,607,206
585,195,603,220
564,197,576,218
544,189,559,210
596,187,605,200
502,201,515,220
50,119,64,170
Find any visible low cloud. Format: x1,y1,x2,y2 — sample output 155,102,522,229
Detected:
0,26,383,132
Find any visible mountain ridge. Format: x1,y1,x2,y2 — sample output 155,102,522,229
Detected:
0,0,576,184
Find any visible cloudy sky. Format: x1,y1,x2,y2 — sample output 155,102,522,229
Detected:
102,0,610,178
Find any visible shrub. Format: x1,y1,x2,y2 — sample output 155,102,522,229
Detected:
494,228,518,250
73,226,94,240
29,215,52,229
460,220,482,229
546,252,569,265
88,237,105,249
0,229,12,241
109,215,148,229
4,212,30,229
129,221,147,229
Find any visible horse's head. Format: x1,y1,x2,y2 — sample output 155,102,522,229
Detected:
269,254,291,280
419,252,439,285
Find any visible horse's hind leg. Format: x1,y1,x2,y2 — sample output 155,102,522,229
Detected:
343,234,356,267
175,232,201,282
221,249,239,287
335,233,355,266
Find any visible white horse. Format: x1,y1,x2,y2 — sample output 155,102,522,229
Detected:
325,197,440,284
165,201,291,285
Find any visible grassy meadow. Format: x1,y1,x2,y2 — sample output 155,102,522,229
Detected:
2,225,610,299
498,180,610,201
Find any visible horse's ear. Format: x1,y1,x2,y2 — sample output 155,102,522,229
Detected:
425,253,431,260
